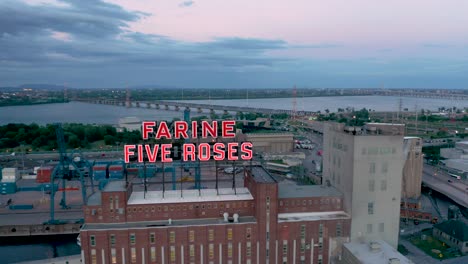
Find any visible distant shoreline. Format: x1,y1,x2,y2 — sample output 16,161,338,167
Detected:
0,101,69,107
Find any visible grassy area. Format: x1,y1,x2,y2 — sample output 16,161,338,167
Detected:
409,230,462,260
398,244,409,256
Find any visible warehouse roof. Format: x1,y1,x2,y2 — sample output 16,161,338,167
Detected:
278,180,342,198
434,219,468,242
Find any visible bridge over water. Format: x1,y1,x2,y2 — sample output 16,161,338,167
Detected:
74,99,317,116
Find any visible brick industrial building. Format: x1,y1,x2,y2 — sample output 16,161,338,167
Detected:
79,166,350,264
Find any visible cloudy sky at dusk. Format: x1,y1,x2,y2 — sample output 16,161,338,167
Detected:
1,0,468,88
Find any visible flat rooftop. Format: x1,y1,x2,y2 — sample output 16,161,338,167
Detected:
82,216,257,230
278,211,350,222
87,192,101,206
343,240,413,264
128,187,253,205
278,180,342,198
249,166,277,183
103,180,126,192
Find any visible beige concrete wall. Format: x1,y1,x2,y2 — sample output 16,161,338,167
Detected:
402,138,423,199
245,133,294,154
324,122,404,249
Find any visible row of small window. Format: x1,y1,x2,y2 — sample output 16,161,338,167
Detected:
282,240,323,264
368,162,389,174
126,201,253,214
435,230,468,247
91,228,252,247
366,223,385,234
92,243,251,264
362,147,396,156
89,225,341,248
279,198,340,207
368,179,387,192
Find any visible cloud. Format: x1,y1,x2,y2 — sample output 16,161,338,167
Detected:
0,0,294,87
423,43,453,48
179,1,194,7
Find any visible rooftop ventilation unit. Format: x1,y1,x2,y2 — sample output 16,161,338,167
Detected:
369,241,381,252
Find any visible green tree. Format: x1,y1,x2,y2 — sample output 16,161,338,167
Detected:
104,135,116,145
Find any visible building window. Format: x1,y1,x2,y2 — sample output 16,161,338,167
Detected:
246,241,252,257
170,246,176,262
368,202,374,215
131,247,137,263
228,243,233,258
318,255,323,264
189,230,195,242
381,180,387,191
379,223,384,233
319,224,323,238
189,244,195,257
227,228,233,240
91,249,97,264
246,228,251,239
150,233,155,244
169,231,175,243
369,162,376,174
130,233,136,245
336,223,342,237
110,197,113,210
300,225,306,239
368,179,375,192
381,162,388,173
283,240,288,256
209,229,214,241
111,248,117,264
209,244,214,259
110,234,115,246
367,224,373,234
90,235,96,246
150,246,156,262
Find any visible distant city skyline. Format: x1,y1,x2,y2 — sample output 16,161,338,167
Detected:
1,0,468,88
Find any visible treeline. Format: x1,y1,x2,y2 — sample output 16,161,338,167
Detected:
0,98,68,107
0,123,141,151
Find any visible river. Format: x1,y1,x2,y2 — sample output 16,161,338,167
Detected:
1,96,465,125
0,234,80,264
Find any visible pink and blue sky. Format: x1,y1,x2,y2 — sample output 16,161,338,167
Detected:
1,0,467,88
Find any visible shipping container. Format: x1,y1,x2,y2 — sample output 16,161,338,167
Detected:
138,165,158,178
1,167,20,182
109,164,124,179
18,186,41,192
9,204,34,210
93,165,108,180
36,166,54,183
22,175,37,180
1,182,17,194
39,183,59,192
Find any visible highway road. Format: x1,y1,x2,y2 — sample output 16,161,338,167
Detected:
422,165,468,208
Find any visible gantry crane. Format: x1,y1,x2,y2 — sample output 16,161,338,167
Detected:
47,123,92,224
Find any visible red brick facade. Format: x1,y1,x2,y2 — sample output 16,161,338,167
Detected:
80,167,350,264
